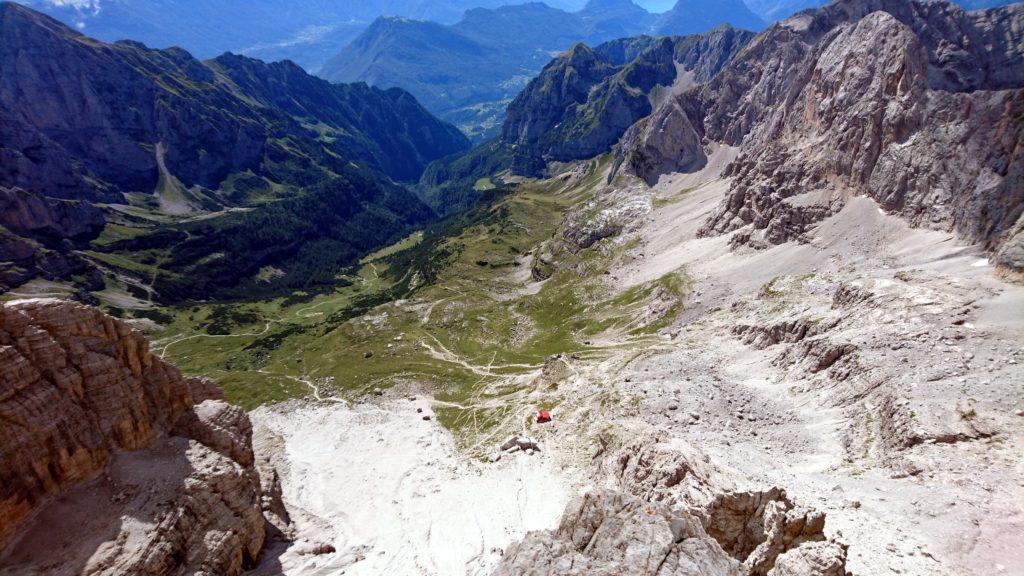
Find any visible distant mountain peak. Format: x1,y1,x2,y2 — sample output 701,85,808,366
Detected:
657,0,767,34
581,0,646,12
1,0,82,39
565,41,598,57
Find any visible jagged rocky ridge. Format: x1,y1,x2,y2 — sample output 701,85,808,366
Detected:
321,0,766,140
503,26,756,176
0,299,265,574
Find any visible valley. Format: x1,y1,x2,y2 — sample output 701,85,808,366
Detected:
16,141,1018,575
113,144,1020,576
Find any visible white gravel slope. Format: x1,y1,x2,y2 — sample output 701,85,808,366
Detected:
250,399,574,576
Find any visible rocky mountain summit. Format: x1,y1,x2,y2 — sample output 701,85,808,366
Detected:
655,0,766,35
0,299,265,574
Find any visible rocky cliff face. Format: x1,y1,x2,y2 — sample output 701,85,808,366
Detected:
608,0,1023,268
0,187,104,247
0,299,265,575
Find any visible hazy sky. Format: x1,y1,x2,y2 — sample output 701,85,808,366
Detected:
637,0,677,10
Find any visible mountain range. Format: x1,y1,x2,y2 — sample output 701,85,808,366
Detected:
19,0,586,71
747,0,1015,20
320,0,766,140
20,2,568,53
0,2,468,299
22,0,1019,70
320,0,1015,140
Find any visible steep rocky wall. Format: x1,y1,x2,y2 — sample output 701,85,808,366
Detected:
692,0,1024,147
0,187,105,247
0,187,106,292
0,299,264,575
698,10,1023,253
503,27,754,176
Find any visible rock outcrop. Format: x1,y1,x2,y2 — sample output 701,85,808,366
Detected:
492,490,742,576
0,187,104,247
494,486,849,576
0,299,264,575
497,433,849,576
702,488,831,576
768,542,849,576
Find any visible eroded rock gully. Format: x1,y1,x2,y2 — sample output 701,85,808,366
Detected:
0,299,265,575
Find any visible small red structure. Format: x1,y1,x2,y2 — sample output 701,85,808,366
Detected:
536,410,552,424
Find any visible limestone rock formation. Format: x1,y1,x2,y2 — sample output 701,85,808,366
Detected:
993,216,1024,280
497,429,849,576
0,299,264,575
615,99,708,185
606,435,735,509
768,542,849,576
0,187,104,246
702,488,830,576
494,485,849,576
698,7,1023,256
